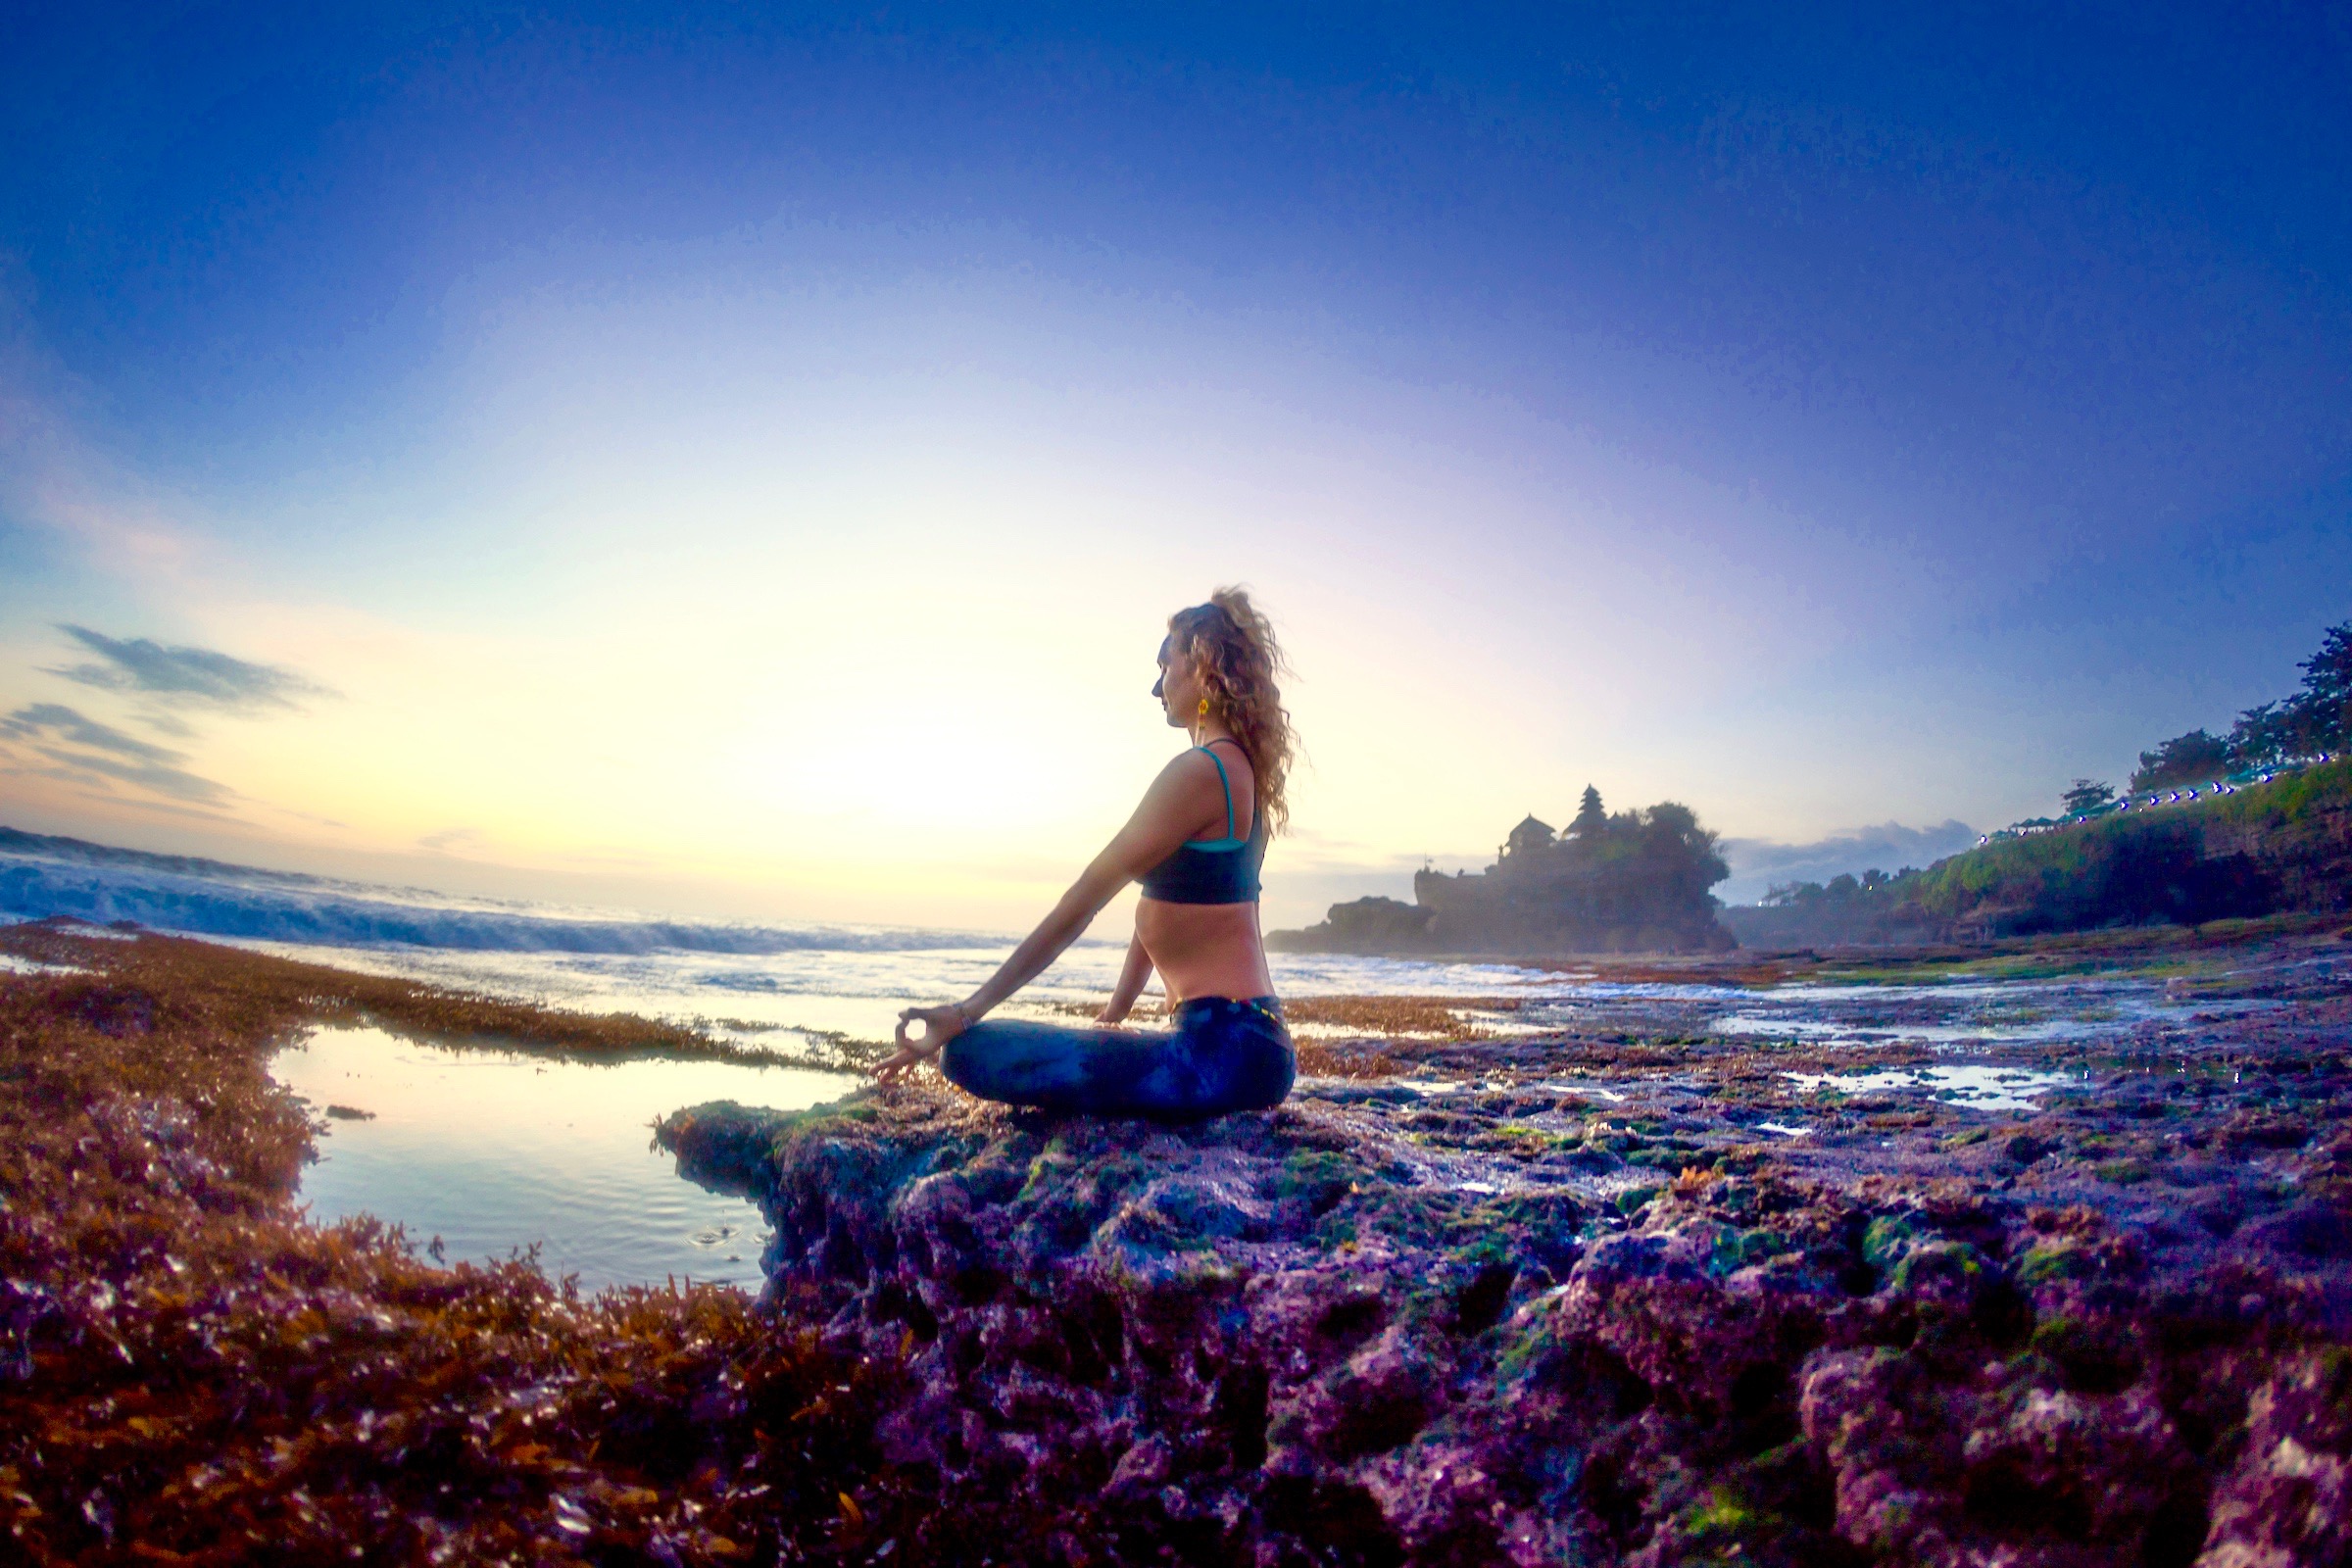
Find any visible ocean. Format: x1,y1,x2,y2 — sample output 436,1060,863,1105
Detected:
0,826,1603,1049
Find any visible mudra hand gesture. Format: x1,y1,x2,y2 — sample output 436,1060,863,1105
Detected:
873,1003,970,1083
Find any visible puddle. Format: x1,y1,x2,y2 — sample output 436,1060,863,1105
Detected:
1709,978,2279,1054
1542,1081,1629,1102
1709,1012,2109,1046
270,1025,849,1292
1709,989,2118,1048
1783,1064,2076,1112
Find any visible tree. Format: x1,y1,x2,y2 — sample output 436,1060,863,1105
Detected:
2299,621,2352,710
2225,622,2352,767
2228,702,2293,769
2129,730,2230,792
2062,779,2116,815
2286,620,2352,755
1569,785,1608,838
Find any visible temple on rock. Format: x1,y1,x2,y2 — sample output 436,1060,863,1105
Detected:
1272,787,1735,956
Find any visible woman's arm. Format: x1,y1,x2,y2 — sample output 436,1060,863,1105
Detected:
874,752,1219,1080
1097,934,1153,1024
958,849,1135,1015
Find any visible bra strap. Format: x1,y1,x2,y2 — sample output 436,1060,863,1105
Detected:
1196,746,1237,839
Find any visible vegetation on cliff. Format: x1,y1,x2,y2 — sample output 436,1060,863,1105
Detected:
1726,759,2352,947
1274,787,1734,956
2107,619,2350,793
1732,620,2352,948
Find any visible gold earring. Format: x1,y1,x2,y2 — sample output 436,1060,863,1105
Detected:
1198,697,1210,718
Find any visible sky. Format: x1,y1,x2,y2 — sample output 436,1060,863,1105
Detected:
2,2,2348,933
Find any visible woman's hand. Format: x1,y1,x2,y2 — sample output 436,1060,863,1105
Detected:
872,1004,969,1084
1096,934,1150,1027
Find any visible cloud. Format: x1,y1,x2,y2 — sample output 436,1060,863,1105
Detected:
417,827,481,853
4,703,182,764
270,805,350,829
0,703,235,805
46,625,333,711
1716,819,1980,906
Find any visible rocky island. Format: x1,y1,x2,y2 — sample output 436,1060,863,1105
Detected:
1273,788,1738,956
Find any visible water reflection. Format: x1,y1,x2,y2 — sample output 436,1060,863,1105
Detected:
270,1025,849,1292
1783,1064,2076,1111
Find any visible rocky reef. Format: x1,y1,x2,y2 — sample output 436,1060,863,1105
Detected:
661,924,2352,1566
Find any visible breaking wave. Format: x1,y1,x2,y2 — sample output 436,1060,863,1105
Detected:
0,828,996,956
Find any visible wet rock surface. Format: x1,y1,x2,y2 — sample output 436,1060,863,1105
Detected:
662,924,2352,1566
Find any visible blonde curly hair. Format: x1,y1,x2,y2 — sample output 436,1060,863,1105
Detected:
1168,587,1296,835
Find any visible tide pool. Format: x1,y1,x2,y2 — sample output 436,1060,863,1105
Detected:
270,1025,849,1292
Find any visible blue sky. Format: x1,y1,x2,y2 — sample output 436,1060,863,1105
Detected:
2,3,2347,928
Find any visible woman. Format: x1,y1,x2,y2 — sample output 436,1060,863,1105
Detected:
872,588,1296,1120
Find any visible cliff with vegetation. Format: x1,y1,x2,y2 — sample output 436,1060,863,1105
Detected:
1728,620,2352,949
1726,759,2352,949
1273,789,1735,956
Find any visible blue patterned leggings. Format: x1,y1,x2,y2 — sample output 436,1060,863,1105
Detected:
940,996,1295,1120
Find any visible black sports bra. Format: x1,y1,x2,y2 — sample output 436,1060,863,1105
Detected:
1138,739,1265,905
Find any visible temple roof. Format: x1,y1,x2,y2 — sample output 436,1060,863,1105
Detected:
1502,814,1557,858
